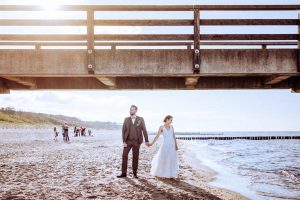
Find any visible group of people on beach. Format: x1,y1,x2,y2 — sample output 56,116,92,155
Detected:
73,126,91,137
53,123,92,142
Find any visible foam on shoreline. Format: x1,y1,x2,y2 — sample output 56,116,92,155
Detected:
182,140,262,200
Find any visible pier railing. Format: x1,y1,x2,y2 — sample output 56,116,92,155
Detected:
0,5,300,73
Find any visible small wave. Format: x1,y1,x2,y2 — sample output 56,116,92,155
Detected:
278,169,300,183
185,139,300,199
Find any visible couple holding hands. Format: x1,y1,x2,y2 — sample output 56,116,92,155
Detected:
117,105,179,179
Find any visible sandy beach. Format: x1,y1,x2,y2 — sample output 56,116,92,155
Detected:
0,129,247,200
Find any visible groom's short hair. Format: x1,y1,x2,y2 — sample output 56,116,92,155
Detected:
131,105,138,110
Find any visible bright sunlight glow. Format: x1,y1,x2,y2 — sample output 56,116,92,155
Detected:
39,1,61,11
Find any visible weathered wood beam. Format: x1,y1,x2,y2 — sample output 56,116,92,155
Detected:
0,41,297,47
203,34,298,40
114,77,266,90
199,19,298,26
185,77,199,88
298,13,300,44
0,88,10,94
94,19,298,26
96,77,116,88
0,42,87,46
95,19,193,26
0,5,300,11
193,9,200,73
3,76,299,91
0,49,298,76
0,19,86,26
0,34,296,41
94,34,193,41
31,77,107,89
0,19,297,26
264,75,291,85
2,77,37,89
94,34,297,41
0,80,10,94
298,12,300,72
4,77,264,90
87,8,95,74
0,35,86,41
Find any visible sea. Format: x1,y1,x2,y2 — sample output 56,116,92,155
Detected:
180,132,300,200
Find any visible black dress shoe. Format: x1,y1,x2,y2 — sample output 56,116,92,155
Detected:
117,173,127,178
133,173,138,179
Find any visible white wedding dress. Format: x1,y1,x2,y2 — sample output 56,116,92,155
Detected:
150,125,179,178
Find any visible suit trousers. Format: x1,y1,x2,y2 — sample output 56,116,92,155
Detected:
121,140,140,174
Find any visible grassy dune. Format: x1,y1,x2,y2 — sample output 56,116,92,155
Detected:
0,107,121,129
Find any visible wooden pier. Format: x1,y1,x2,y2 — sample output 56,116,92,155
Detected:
0,5,300,93
176,136,300,140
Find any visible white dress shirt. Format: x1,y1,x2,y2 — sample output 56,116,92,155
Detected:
131,116,136,124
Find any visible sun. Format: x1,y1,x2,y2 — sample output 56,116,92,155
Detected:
39,1,61,11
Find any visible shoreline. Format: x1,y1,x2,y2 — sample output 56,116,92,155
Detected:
0,129,248,199
179,141,249,200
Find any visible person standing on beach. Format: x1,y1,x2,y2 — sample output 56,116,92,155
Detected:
62,126,66,141
117,105,150,179
74,126,77,137
53,127,58,142
149,115,179,179
80,126,83,137
63,123,69,142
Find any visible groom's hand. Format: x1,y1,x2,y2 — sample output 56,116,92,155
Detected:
123,142,128,148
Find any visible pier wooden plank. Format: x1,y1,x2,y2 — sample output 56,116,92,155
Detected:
1,5,300,11
0,49,297,75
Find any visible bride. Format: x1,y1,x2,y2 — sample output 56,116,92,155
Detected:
149,115,179,179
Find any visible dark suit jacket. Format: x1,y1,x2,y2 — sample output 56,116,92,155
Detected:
122,116,149,144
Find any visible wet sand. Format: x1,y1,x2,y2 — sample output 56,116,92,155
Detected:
0,129,247,199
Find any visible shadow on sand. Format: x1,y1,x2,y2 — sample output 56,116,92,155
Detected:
124,177,221,200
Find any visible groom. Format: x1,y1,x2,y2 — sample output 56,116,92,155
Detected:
117,105,150,179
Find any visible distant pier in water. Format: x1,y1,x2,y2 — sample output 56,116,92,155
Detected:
176,136,300,140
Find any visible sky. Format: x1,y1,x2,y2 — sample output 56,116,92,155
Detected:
0,0,300,132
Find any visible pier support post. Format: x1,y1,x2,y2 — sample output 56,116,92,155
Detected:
87,8,95,74
193,9,200,74
297,12,300,72
291,12,300,93
0,80,10,94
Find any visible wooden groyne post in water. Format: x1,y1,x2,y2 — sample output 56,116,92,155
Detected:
176,136,300,140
